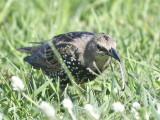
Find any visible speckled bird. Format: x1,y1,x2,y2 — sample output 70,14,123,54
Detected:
17,32,121,87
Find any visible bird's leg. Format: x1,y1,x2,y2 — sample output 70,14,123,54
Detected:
93,61,101,74
102,56,111,71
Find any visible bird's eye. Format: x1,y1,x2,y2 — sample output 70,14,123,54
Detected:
97,45,105,51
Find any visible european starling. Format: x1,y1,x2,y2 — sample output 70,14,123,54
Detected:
17,32,124,89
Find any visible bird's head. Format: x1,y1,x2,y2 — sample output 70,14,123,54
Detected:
87,33,120,62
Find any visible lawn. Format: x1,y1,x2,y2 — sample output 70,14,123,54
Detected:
0,0,160,119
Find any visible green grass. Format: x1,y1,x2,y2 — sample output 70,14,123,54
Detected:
0,0,160,119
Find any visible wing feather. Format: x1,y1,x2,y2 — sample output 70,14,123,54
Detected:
18,31,95,72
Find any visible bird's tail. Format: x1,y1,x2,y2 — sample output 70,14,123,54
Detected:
17,47,34,54
17,46,40,54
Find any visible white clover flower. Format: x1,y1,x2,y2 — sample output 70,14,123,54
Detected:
59,116,63,119
131,102,141,120
131,102,141,113
11,76,25,91
62,98,76,120
132,102,141,109
40,101,55,120
85,104,100,120
112,102,125,113
85,104,93,112
62,98,73,110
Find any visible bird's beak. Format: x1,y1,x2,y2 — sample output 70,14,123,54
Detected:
109,48,121,62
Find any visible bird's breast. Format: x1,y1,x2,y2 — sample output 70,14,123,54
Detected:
49,56,96,86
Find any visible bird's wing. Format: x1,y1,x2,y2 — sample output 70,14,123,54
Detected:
22,43,78,73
